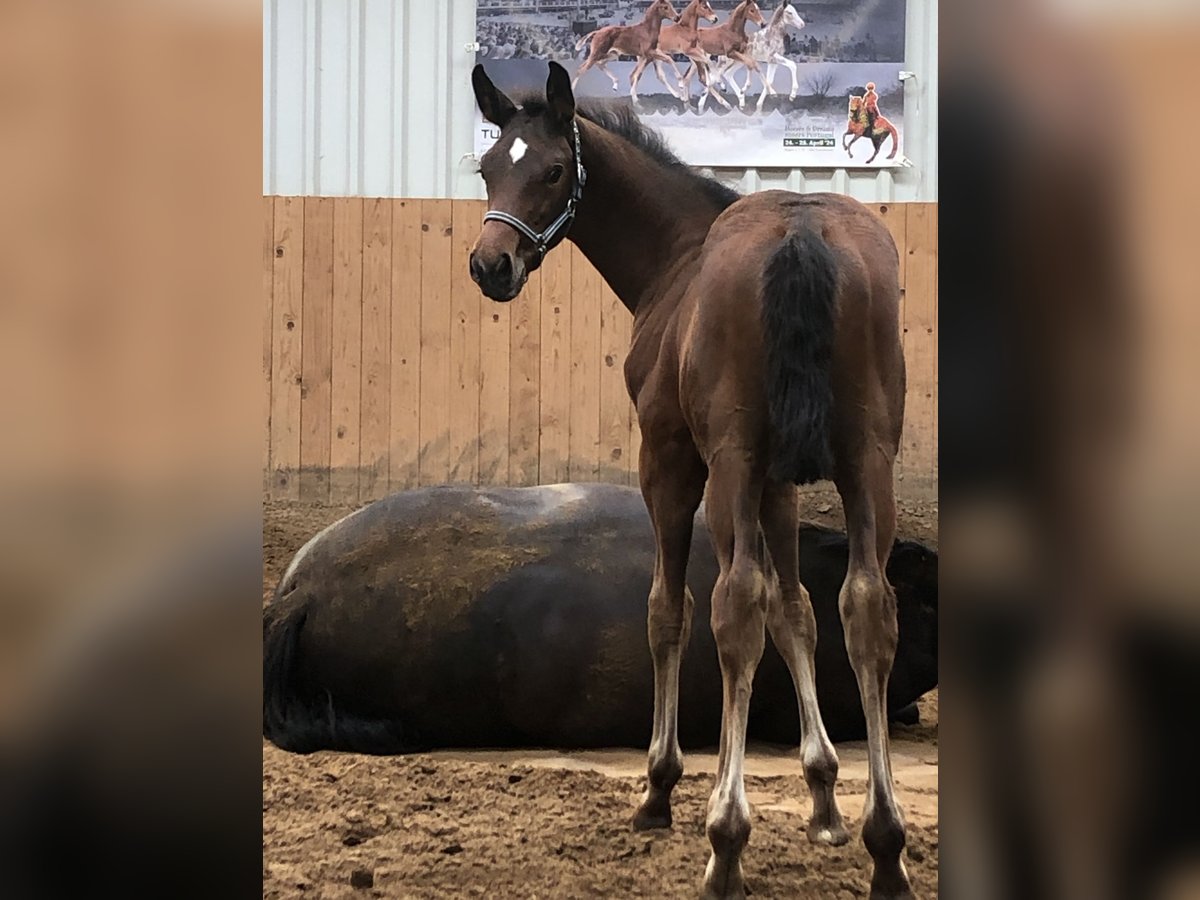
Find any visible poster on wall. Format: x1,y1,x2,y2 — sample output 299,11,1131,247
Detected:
473,0,908,168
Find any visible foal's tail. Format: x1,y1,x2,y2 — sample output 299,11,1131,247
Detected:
575,30,598,51
761,226,838,484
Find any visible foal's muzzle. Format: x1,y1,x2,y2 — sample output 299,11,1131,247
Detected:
470,250,525,302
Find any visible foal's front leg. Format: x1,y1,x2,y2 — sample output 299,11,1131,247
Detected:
632,439,705,830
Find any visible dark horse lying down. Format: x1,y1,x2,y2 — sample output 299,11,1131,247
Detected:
263,484,936,754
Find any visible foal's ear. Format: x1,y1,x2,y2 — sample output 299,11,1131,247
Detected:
473,64,517,128
545,62,576,134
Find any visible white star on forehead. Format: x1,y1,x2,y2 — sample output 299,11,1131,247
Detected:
509,138,528,164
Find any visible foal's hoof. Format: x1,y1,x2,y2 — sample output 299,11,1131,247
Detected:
632,795,673,831
632,807,672,831
806,820,850,847
868,860,914,900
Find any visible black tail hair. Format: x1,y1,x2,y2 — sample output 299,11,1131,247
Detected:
263,598,408,755
761,227,838,484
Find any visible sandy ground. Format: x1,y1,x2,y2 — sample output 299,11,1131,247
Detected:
263,488,938,898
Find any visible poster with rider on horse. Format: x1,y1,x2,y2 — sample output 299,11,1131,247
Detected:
473,0,907,168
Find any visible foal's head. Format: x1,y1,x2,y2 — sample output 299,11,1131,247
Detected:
470,62,581,302
683,0,719,25
645,0,682,24
738,0,766,28
778,1,806,31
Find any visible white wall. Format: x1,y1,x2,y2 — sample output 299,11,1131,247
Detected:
264,0,937,201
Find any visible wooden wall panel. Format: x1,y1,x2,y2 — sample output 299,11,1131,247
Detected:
263,198,938,503
508,266,541,486
389,199,422,490
599,282,632,485
262,197,274,485
568,245,602,482
449,201,482,484
329,198,364,505
418,200,453,486
269,197,304,499
900,203,937,494
360,199,391,500
538,246,572,484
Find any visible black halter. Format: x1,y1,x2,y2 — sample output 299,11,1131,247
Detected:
483,118,587,261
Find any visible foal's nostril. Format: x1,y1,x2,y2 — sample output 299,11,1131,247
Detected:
469,252,486,284
495,252,513,282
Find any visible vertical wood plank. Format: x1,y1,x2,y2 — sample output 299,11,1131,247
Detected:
449,200,482,483
300,198,335,502
262,197,274,489
329,197,363,505
419,199,453,485
930,204,938,488
270,197,304,500
389,199,423,490
360,198,392,499
599,282,632,484
538,246,572,484
902,203,936,495
473,204,511,484
508,265,542,486
568,246,602,482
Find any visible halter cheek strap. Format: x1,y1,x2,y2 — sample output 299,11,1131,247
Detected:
482,119,587,261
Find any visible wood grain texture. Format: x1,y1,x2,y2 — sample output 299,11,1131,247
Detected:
473,204,511,485
389,199,422,490
418,199,453,486
269,197,304,499
901,203,936,493
449,200,482,484
329,198,363,504
599,281,633,484
360,198,392,500
538,245,572,484
262,199,937,500
568,246,602,482
262,197,274,487
508,265,542,486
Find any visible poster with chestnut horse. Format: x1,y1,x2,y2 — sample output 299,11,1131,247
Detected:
473,0,908,168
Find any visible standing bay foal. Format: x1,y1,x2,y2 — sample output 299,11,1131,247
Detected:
469,62,911,900
573,0,682,103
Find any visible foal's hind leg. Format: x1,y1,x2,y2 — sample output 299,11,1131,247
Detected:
760,481,849,846
632,438,706,831
702,452,768,900
836,446,912,899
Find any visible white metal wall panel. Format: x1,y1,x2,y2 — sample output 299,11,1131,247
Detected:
264,0,937,202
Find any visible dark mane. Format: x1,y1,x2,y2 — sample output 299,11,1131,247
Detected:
515,95,741,211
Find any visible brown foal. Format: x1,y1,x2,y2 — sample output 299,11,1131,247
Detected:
679,0,766,111
470,62,912,900
656,0,721,104
572,0,682,103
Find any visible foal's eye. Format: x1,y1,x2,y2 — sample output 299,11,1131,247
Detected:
546,165,565,185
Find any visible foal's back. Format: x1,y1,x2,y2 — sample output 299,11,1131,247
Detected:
676,191,903,456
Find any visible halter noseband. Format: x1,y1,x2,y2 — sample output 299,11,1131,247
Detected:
482,118,587,261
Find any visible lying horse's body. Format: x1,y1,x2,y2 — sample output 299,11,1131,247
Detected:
263,484,937,754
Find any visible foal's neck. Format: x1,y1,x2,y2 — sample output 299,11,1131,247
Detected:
567,120,724,316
